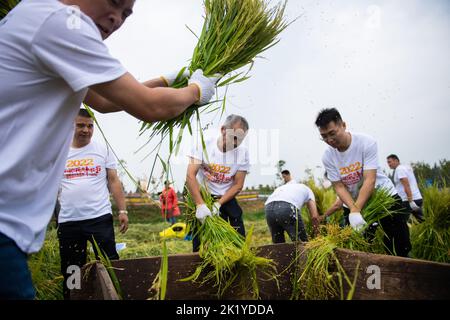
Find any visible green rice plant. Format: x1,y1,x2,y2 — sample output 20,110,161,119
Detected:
303,179,341,235
305,179,337,215
292,224,369,300
410,185,450,263
361,187,401,227
0,0,20,20
91,237,124,299
148,240,169,300
140,0,290,154
28,228,64,300
180,187,277,299
357,187,405,254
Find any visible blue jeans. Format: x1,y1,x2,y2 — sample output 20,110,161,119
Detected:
0,233,35,299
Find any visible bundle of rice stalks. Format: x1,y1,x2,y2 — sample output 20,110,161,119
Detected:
140,0,290,153
292,224,368,300
361,187,401,228
303,179,342,233
0,0,20,20
305,179,337,215
181,187,277,299
411,185,450,263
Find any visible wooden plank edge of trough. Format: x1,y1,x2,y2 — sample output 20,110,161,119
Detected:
71,242,450,300
70,262,120,300
334,247,450,300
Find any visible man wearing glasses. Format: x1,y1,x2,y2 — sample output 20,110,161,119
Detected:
315,108,411,257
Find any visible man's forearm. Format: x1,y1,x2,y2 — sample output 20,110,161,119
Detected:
324,200,343,217
219,184,243,205
85,77,169,113
186,174,204,206
334,183,358,212
143,78,167,88
401,179,413,201
307,201,319,219
110,182,126,211
84,89,123,113
354,181,375,213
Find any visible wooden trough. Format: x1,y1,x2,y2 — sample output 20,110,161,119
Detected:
71,242,450,300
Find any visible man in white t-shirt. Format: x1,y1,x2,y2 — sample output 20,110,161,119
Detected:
281,170,296,184
264,183,320,243
387,154,424,222
315,108,411,257
0,0,219,299
186,115,250,252
57,109,128,299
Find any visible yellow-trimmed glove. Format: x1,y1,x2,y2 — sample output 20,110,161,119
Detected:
160,68,190,87
188,69,220,105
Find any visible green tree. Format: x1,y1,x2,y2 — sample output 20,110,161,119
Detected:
411,159,449,187
275,160,286,184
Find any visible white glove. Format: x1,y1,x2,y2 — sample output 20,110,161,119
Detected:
188,69,220,105
195,204,212,223
409,201,420,212
349,212,366,231
161,68,190,87
212,201,221,216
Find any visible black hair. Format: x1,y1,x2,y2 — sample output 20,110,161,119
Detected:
281,170,290,175
315,108,343,128
78,108,92,118
387,154,400,161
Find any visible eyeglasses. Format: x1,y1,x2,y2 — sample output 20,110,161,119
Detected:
319,130,339,142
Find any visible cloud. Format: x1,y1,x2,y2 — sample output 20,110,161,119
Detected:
95,0,450,192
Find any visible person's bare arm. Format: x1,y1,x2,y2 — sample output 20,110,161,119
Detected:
84,77,169,113
319,198,343,223
324,198,343,217
400,177,413,202
107,168,128,233
142,77,167,89
84,72,199,121
333,181,358,212
218,171,247,205
185,159,204,206
306,199,320,235
354,169,376,212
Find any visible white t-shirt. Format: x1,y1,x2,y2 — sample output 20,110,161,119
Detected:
0,0,126,253
58,140,116,223
393,164,422,201
322,132,397,199
285,179,296,185
188,137,250,196
265,183,315,209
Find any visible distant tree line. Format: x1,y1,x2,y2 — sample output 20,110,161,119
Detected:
411,159,449,188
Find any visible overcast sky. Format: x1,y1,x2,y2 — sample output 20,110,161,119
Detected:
92,0,450,192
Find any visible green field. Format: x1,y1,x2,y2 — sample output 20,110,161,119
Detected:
28,187,450,300
29,200,272,300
